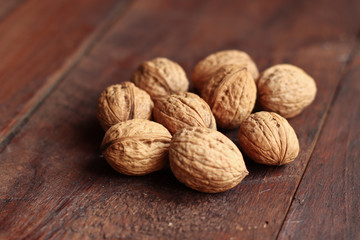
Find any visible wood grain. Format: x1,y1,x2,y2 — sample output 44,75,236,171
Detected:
0,0,25,22
0,0,131,148
0,0,359,239
278,45,360,240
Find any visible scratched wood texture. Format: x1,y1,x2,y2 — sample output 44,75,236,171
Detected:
278,46,360,240
0,0,359,239
0,0,131,148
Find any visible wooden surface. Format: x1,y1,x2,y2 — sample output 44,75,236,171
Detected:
0,0,130,147
0,0,359,239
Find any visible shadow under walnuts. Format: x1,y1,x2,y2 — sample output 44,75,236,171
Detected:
77,114,283,202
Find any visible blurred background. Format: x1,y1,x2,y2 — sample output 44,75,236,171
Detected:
0,0,359,239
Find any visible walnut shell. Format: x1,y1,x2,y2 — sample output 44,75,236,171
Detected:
169,127,248,193
238,111,299,166
257,64,317,118
132,57,189,101
192,50,259,90
96,82,154,131
101,119,172,175
153,92,216,135
201,65,257,129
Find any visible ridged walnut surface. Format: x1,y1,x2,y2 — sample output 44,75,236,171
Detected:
153,92,216,135
191,49,259,90
238,111,299,166
169,127,248,193
101,119,172,176
201,65,257,129
257,64,317,118
132,57,189,101
96,82,154,131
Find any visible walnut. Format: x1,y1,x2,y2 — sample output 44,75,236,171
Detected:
191,50,259,90
169,127,248,193
132,57,189,101
153,92,216,135
101,119,172,175
201,65,257,129
257,64,317,118
238,111,299,166
96,82,154,131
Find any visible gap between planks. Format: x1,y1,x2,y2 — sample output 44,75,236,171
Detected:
274,34,360,240
0,0,134,151
0,0,26,23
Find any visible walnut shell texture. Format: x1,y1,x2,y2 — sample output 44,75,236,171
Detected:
257,64,317,118
153,92,216,135
132,57,189,101
96,82,154,131
101,119,172,176
191,49,259,90
201,65,257,129
169,127,248,193
238,111,299,166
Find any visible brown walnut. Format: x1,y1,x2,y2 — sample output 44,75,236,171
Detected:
257,64,317,118
101,119,172,176
169,127,248,193
191,49,259,90
96,82,154,131
132,57,189,101
153,92,216,135
201,65,257,129
238,111,299,166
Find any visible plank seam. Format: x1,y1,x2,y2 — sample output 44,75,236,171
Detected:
0,0,134,152
274,37,360,240
0,0,28,23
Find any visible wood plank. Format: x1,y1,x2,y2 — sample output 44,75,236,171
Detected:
0,0,132,148
278,45,360,240
0,0,25,22
0,0,359,239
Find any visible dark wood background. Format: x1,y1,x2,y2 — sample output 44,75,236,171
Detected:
0,0,359,239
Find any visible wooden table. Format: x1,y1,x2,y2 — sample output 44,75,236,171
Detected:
0,0,359,239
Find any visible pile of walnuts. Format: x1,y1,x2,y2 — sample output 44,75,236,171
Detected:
97,50,317,193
